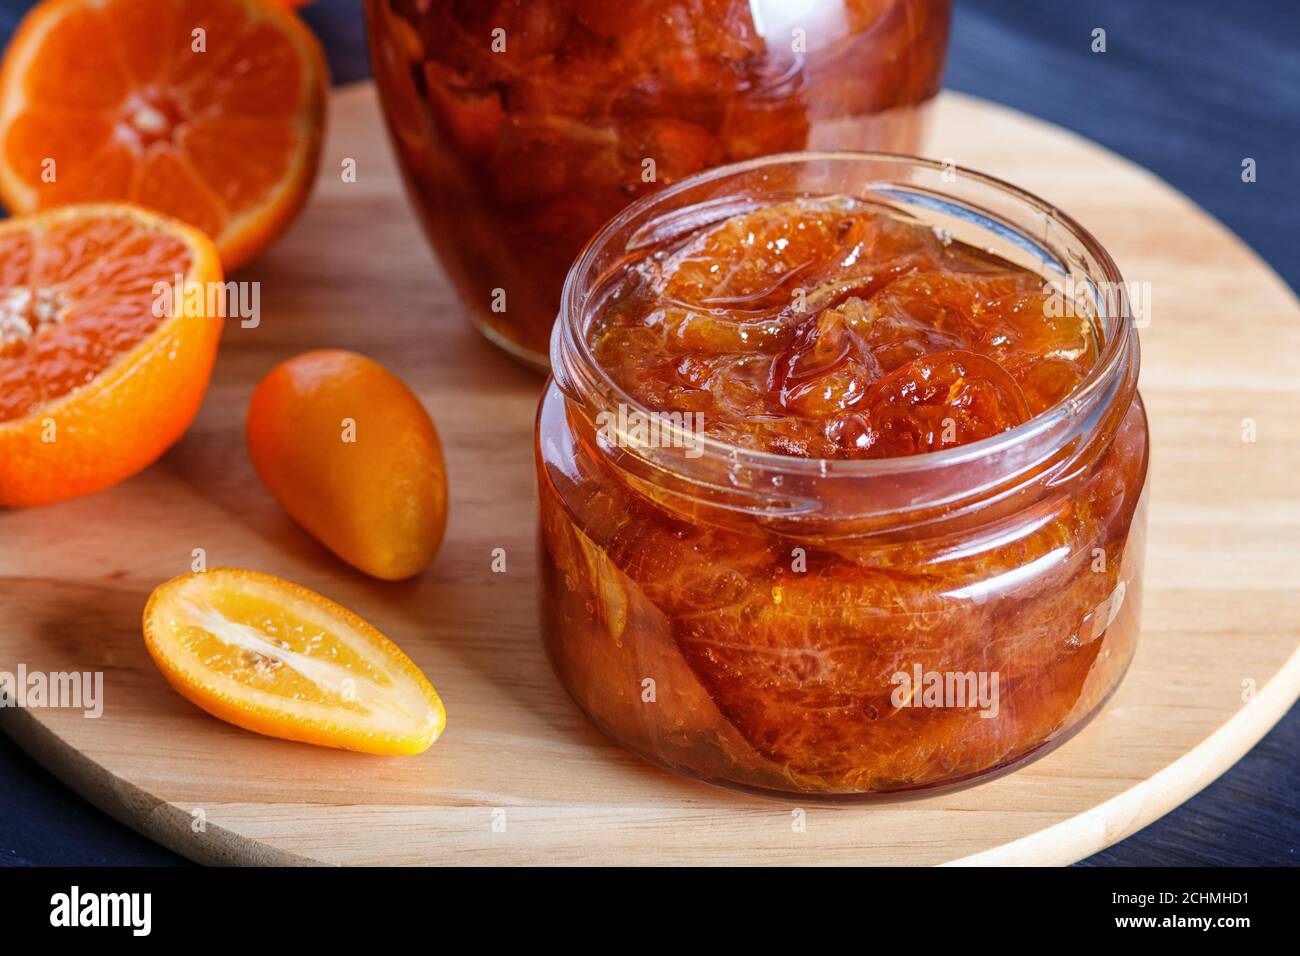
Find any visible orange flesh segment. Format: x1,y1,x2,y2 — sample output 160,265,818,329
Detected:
182,118,299,214
23,6,129,109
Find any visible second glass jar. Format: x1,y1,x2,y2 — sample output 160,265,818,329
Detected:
365,0,953,367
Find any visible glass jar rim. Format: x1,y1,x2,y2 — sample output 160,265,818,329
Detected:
552,150,1138,482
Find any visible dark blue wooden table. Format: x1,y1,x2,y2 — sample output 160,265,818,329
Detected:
1,0,1296,866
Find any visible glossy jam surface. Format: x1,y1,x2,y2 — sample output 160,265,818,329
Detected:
538,191,1148,797
589,198,1096,459
366,0,952,363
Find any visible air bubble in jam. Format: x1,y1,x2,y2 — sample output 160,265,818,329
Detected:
539,185,1149,797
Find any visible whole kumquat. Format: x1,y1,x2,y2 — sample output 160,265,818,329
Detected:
247,350,449,580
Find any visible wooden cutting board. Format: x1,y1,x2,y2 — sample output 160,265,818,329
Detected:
2,83,1297,866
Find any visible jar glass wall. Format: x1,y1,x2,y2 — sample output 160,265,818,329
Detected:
536,153,1149,799
365,0,953,368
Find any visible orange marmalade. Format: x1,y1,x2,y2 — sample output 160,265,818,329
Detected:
537,155,1148,797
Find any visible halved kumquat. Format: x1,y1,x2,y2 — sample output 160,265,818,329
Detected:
143,567,446,755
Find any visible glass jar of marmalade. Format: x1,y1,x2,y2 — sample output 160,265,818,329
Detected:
365,0,952,368
537,153,1148,799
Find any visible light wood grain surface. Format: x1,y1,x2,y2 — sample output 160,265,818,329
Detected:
1,83,1297,866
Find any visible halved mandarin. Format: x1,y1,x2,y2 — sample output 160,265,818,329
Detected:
143,567,446,755
0,0,328,270
0,202,222,506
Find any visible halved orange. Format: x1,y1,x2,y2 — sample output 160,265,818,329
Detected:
0,0,328,270
143,567,446,755
0,202,222,507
